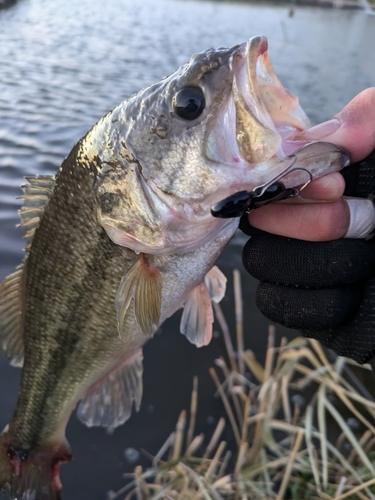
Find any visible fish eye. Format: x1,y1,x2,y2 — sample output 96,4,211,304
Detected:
173,86,205,121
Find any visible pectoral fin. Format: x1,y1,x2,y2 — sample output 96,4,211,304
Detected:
180,281,213,348
77,349,143,428
115,254,162,336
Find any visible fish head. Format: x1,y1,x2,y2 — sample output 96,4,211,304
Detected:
90,36,348,255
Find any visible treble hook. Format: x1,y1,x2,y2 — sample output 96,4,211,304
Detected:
210,156,313,219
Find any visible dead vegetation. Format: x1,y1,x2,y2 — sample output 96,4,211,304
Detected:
110,270,375,500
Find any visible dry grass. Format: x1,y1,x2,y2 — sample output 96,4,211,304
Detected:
110,271,375,500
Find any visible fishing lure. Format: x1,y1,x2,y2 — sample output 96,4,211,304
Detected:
211,156,313,218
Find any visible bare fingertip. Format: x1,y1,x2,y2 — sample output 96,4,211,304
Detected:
300,172,345,201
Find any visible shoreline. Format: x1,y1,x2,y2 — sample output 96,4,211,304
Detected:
212,0,375,9
286,0,375,8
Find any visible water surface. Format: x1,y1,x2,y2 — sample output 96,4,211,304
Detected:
0,0,375,498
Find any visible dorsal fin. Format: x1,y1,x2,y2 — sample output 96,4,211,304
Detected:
77,349,143,428
18,175,55,251
0,265,25,367
115,254,162,336
0,175,55,367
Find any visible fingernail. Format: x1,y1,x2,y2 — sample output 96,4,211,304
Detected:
296,118,341,140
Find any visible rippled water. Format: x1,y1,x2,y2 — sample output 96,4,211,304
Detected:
0,0,375,498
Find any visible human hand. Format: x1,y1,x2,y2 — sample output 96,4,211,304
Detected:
241,88,375,364
247,87,375,241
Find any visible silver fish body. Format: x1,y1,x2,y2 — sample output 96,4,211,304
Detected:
0,36,348,499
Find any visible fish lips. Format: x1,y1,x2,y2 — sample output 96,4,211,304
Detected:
206,35,311,168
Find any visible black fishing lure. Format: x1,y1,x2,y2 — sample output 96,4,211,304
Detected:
211,153,314,219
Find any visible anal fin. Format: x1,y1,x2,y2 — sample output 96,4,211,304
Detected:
77,349,143,428
115,254,162,336
0,265,25,367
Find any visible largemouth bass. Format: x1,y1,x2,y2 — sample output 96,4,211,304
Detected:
0,36,348,499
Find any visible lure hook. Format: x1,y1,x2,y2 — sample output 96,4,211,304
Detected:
210,156,314,219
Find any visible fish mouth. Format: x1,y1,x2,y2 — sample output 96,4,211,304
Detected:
206,36,312,170
206,35,349,206
232,35,311,163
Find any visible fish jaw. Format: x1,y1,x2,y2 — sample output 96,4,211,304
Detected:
205,35,311,169
205,36,348,204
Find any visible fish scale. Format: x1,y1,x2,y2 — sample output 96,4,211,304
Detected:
0,36,348,498
11,149,138,449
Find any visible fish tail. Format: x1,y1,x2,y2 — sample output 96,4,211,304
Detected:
0,430,72,499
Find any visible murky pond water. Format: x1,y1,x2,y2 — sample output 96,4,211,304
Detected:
0,0,375,498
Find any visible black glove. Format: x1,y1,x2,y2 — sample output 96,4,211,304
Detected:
240,150,375,365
